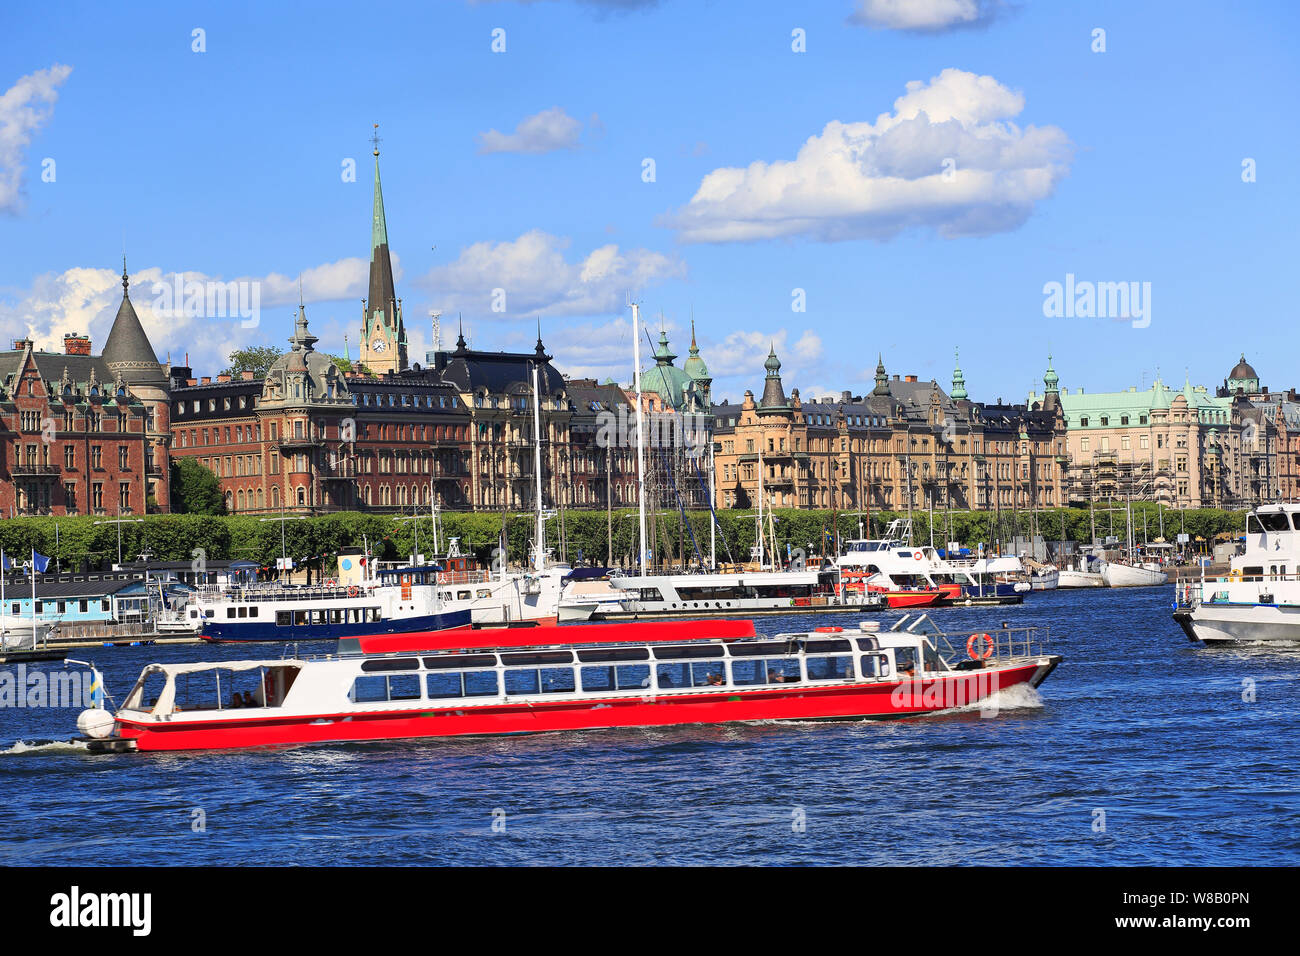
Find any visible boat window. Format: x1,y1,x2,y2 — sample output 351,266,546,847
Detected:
540,667,576,694
388,674,421,700
894,647,917,674
580,664,651,692
426,670,499,699
764,659,802,684
653,643,725,660
803,638,852,653
729,641,795,657
248,607,258,618
730,660,767,686
805,656,855,681
361,657,420,672
294,610,308,626
504,669,541,695
226,607,237,619
276,611,291,626
922,644,946,672
577,646,650,663
856,637,880,651
637,588,664,602
424,654,497,670
501,650,574,666
1258,512,1291,532
860,655,891,678
457,591,471,600
351,675,389,703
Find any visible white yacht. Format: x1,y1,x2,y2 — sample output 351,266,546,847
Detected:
597,568,835,619
1175,502,1300,644
1101,561,1168,588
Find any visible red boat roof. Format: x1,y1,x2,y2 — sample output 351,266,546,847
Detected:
346,618,758,655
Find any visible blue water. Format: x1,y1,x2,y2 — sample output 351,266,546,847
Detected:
3,588,1297,866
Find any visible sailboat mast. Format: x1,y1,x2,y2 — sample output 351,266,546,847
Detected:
532,362,545,572
632,303,649,578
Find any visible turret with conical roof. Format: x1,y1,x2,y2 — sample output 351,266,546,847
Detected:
758,344,789,412
102,258,166,389
1043,353,1059,395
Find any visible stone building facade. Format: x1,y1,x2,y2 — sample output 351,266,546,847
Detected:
712,348,1067,516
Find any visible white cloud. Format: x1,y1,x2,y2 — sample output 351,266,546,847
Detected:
477,107,585,155
0,63,73,213
663,68,1072,244
0,257,374,376
850,0,998,31
419,229,685,319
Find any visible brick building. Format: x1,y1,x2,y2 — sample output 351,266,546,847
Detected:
0,265,170,516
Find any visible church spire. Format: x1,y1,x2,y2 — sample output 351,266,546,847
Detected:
1044,352,1059,394
361,124,406,373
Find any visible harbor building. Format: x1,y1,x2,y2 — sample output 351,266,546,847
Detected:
1029,353,1286,510
713,347,1066,516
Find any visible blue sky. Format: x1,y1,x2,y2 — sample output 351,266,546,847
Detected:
2,0,1297,404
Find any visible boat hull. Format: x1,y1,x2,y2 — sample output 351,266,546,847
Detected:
1100,563,1168,588
1184,603,1300,644
1057,570,1105,588
202,609,472,643
111,658,1059,752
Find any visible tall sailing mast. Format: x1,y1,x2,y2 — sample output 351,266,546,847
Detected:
632,303,649,578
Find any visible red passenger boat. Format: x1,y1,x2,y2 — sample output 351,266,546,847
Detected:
73,616,1061,752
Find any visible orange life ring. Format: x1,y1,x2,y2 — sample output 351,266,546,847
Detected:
348,585,359,598
913,551,923,561
967,633,994,660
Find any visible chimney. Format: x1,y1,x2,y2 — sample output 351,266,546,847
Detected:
905,375,918,383
241,370,255,381
893,374,900,381
217,373,232,383
11,338,32,351
201,376,211,385
187,378,198,386
841,390,852,403
63,332,91,355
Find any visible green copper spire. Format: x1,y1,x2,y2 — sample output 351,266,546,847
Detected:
873,353,890,396
371,128,388,253
1044,352,1059,394
951,347,968,401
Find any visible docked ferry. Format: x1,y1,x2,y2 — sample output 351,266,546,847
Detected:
73,616,1061,752
590,569,843,620
1174,502,1300,644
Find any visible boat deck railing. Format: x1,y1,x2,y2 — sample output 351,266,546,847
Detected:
890,612,1052,663
188,584,383,605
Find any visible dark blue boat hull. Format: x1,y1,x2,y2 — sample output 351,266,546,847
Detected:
201,609,472,643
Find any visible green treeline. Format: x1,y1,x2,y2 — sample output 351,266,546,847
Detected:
0,506,1248,576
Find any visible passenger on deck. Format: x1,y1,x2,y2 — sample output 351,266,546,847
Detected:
228,694,242,709
241,691,256,707
768,669,786,683
706,672,725,686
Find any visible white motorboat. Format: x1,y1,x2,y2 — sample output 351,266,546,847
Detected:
1175,502,1300,644
1058,551,1106,588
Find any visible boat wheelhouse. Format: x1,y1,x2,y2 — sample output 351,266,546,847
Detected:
74,615,1061,752
1174,502,1300,643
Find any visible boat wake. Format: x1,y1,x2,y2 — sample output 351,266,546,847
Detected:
951,682,1045,714
1,739,90,756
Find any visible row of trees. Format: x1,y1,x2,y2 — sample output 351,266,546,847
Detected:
0,506,1248,576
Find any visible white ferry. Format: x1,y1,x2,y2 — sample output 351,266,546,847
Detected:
594,568,839,619
1174,502,1300,644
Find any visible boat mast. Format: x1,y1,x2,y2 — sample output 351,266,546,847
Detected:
708,436,717,569
757,446,766,570
532,361,546,572
632,302,649,578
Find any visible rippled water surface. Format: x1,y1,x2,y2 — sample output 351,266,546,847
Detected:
3,587,1297,865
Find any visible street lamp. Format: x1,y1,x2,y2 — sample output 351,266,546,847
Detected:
259,511,307,583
